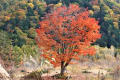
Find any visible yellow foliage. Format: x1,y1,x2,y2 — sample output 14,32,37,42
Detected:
4,16,10,21
113,17,118,22
54,3,62,8
103,5,110,10
28,3,34,8
89,10,94,15
104,17,110,21
113,22,119,29
37,2,46,11
93,5,100,11
109,9,114,16
37,1,43,5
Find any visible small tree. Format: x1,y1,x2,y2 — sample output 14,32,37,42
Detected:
36,4,101,76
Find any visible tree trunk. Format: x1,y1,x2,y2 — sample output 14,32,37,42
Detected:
60,65,66,76
60,61,66,76
60,59,72,76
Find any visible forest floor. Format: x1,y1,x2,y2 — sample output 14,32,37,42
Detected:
11,56,120,80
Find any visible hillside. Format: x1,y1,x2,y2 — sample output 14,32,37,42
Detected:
0,0,120,80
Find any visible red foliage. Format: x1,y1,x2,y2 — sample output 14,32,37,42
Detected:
36,4,101,68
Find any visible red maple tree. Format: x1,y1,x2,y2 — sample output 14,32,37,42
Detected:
36,4,101,75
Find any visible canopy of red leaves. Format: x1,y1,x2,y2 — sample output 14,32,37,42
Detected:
36,4,101,67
